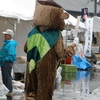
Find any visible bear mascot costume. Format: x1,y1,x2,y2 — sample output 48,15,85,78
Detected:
24,0,79,100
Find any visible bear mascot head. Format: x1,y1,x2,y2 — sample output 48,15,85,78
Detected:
33,0,69,31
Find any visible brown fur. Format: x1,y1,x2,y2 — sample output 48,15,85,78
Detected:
38,1,62,8
33,1,69,31
24,36,75,100
25,1,74,100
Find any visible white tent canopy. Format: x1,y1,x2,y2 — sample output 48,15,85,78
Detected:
0,0,85,56
0,0,36,20
0,0,85,28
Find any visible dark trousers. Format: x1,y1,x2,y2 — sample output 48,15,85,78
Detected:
1,61,13,92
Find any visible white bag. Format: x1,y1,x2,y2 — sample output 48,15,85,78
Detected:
12,80,25,93
55,67,62,83
0,68,9,96
76,43,84,58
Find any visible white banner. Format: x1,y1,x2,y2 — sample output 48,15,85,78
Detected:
84,17,93,57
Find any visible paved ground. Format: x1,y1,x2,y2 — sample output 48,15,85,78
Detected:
1,64,100,100
52,67,100,100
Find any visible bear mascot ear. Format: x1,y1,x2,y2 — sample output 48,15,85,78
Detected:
60,12,69,20
33,0,69,31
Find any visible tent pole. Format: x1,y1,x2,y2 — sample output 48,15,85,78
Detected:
66,24,69,47
6,19,14,26
14,20,17,40
94,0,97,16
